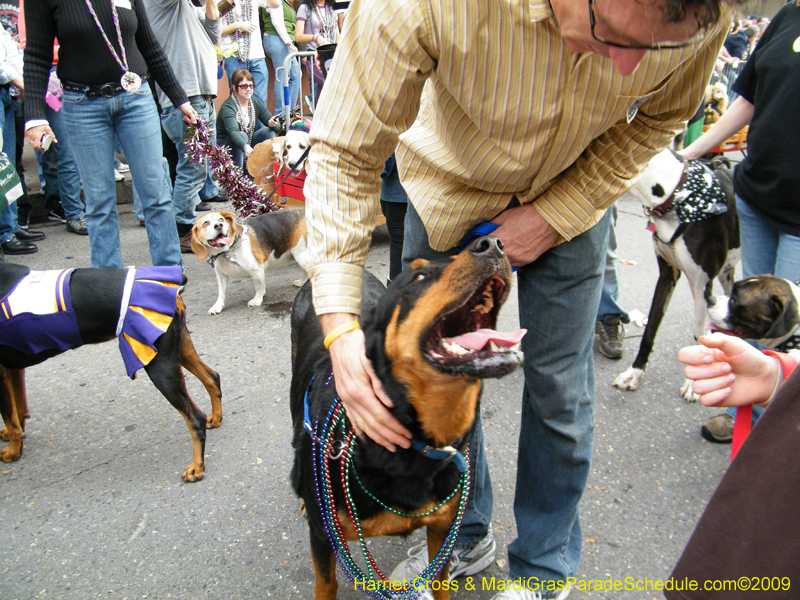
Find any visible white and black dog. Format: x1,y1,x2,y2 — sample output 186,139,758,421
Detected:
613,148,740,400
707,275,800,351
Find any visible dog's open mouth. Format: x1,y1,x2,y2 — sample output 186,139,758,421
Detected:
207,232,230,248
424,274,525,378
706,321,747,338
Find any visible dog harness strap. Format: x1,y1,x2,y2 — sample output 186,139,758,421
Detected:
116,267,136,337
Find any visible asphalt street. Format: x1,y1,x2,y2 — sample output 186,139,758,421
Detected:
0,184,739,600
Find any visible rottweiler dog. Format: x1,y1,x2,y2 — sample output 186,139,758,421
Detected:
0,262,222,482
290,237,525,600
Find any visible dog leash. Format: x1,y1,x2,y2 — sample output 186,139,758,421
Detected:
731,351,797,461
265,145,312,204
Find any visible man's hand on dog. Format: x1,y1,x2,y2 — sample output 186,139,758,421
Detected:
491,204,560,267
678,333,781,407
319,313,412,451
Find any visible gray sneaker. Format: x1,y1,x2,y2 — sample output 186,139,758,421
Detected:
390,525,496,583
66,217,88,236
595,317,624,359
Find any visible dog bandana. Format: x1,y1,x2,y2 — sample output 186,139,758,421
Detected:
672,161,729,223
0,269,82,355
0,266,181,379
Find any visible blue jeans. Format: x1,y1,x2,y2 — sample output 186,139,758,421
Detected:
597,203,627,321
61,82,182,268
133,157,172,222
263,34,301,114
217,125,275,170
402,204,610,588
223,56,270,108
736,193,800,282
35,101,84,221
0,85,19,244
160,96,216,227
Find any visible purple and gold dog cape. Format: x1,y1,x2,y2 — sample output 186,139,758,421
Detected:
0,266,181,379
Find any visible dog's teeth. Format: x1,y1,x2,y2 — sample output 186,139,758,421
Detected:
489,340,500,352
443,341,471,355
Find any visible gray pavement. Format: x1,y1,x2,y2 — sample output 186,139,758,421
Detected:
0,187,738,600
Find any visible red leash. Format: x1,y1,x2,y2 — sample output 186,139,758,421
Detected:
730,351,796,461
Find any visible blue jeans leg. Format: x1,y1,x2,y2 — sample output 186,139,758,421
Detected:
507,210,609,586
161,97,215,226
263,34,300,113
42,103,84,220
596,203,627,321
0,86,18,243
736,193,800,281
223,57,270,108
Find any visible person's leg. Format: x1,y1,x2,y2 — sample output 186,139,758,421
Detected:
774,232,800,282
117,83,182,267
223,56,246,89
507,209,610,591
595,203,628,359
161,97,215,230
264,35,299,114
736,193,778,280
248,58,271,108
60,90,122,268
0,88,19,244
45,107,84,221
380,200,408,283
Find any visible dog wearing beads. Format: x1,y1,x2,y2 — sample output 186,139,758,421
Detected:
289,237,525,600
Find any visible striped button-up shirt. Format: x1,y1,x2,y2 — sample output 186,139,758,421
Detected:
305,0,727,316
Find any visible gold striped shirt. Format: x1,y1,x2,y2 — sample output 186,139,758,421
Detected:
305,0,727,315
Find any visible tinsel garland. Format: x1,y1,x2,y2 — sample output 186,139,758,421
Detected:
185,118,282,217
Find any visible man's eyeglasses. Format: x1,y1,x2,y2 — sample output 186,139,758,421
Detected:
237,83,255,89
588,0,705,50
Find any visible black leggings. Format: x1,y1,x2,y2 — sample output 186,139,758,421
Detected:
380,200,408,283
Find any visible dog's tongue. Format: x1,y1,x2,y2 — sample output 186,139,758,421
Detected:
211,235,230,247
444,328,527,350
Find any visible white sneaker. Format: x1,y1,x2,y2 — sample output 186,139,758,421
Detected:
490,582,571,600
114,168,125,182
390,525,496,583
116,162,130,173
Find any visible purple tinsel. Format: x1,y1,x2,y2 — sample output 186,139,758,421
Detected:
185,118,282,217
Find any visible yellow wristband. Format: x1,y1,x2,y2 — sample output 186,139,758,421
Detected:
323,320,361,350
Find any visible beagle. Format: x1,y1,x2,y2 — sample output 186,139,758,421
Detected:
190,209,309,315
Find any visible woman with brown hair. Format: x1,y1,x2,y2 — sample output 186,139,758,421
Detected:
216,69,281,170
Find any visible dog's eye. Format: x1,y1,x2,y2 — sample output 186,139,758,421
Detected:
413,272,427,282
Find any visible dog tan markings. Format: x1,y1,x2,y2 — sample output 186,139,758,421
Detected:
0,366,26,462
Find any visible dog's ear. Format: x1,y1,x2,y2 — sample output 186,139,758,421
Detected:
221,211,244,236
190,222,209,260
764,294,800,340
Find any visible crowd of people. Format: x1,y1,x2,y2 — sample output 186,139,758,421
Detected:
1,0,342,262
2,0,798,597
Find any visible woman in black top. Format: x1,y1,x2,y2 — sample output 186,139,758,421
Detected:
23,0,197,269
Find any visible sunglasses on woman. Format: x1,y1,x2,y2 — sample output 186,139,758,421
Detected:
237,83,255,89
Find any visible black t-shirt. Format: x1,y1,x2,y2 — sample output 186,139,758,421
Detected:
723,30,748,59
731,3,800,236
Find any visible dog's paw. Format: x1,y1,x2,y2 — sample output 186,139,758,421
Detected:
612,367,645,391
182,461,205,482
208,303,224,315
247,298,264,307
680,378,699,402
206,413,222,429
0,445,21,462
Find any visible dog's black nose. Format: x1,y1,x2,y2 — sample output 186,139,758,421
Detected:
215,222,222,230
707,296,716,307
469,236,504,257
